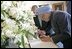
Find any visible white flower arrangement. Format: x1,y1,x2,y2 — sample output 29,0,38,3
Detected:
1,1,37,48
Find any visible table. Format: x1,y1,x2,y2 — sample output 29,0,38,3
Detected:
29,39,58,48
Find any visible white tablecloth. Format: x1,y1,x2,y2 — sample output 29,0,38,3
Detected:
29,39,58,48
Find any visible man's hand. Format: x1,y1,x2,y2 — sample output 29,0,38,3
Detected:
37,29,46,37
39,35,54,42
37,29,53,42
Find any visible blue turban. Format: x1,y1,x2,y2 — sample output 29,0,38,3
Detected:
35,5,52,15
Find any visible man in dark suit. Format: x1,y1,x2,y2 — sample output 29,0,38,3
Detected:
36,5,71,48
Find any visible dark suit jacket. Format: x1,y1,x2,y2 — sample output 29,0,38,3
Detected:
51,11,71,43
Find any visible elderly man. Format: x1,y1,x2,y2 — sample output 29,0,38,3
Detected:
36,5,71,48
31,5,55,36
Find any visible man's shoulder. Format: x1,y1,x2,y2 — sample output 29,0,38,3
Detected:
52,10,70,18
53,10,66,15
51,11,67,21
51,10,71,22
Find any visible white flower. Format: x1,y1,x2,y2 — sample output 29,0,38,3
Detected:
1,1,12,10
14,33,28,46
5,30,15,37
14,34,22,43
5,18,16,27
1,31,5,35
9,7,18,18
1,14,5,20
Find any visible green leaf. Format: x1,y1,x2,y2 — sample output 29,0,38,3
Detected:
16,41,21,47
27,31,37,39
1,35,9,48
21,34,25,48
